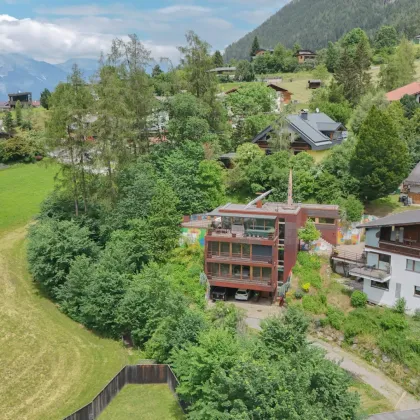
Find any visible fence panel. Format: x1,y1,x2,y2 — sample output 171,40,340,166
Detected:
63,365,184,420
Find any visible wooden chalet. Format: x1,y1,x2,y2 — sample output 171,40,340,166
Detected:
251,111,346,154
296,50,317,64
403,162,420,204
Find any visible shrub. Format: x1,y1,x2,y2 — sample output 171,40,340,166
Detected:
379,310,408,331
294,289,304,299
302,283,310,293
326,305,345,330
414,309,420,322
297,252,321,270
394,297,407,314
302,294,327,314
343,308,381,340
351,290,367,308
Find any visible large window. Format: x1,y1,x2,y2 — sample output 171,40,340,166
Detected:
406,259,420,273
318,218,335,225
379,254,391,263
371,280,389,290
415,286,420,297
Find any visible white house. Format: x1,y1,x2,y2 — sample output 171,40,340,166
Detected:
350,211,420,313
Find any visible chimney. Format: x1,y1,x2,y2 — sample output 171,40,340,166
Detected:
300,110,308,120
287,168,293,206
257,200,263,209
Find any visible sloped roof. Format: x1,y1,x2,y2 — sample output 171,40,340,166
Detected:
358,210,420,228
251,112,344,151
405,162,420,185
208,67,236,72
386,82,420,101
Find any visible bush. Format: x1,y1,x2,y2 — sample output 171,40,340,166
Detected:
413,309,420,322
351,291,367,308
326,305,345,330
294,289,304,299
394,297,407,314
302,283,310,293
343,308,381,340
379,310,408,331
302,294,327,314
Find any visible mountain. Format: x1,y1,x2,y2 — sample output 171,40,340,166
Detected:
0,54,68,100
57,58,100,80
0,55,100,101
224,0,420,62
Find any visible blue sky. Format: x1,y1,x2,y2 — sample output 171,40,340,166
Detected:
0,0,289,64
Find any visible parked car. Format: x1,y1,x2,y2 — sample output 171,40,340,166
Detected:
211,287,227,302
235,289,251,301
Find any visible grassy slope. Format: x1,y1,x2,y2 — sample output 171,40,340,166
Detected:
350,379,393,416
0,162,59,234
0,163,141,420
99,385,184,420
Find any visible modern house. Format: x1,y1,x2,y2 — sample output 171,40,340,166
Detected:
208,67,236,79
8,92,32,108
333,211,420,313
296,50,317,64
252,48,274,58
204,193,340,299
251,111,347,155
386,82,420,103
403,162,420,204
413,35,420,45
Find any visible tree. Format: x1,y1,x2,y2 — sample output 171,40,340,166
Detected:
40,88,51,109
374,25,399,50
226,84,276,117
27,220,99,299
234,60,255,82
401,94,420,119
3,111,14,135
250,36,260,58
298,219,321,244
350,106,410,201
196,160,225,211
213,50,224,67
151,64,163,78
380,38,416,91
339,195,364,223
312,64,329,82
326,41,339,72
15,100,22,127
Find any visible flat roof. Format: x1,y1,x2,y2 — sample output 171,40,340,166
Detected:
8,92,31,96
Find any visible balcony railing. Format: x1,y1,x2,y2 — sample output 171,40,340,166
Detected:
379,240,420,258
206,251,273,264
348,265,391,282
208,228,276,241
207,273,272,287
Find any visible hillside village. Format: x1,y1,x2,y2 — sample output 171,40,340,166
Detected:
4,6,420,420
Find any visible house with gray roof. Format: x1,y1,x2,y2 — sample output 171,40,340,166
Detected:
251,110,346,154
403,162,420,204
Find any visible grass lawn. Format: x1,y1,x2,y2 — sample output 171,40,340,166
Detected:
364,195,419,218
99,385,185,420
0,162,59,234
0,162,143,420
350,379,393,416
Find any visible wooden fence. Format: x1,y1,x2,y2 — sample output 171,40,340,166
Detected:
63,364,185,420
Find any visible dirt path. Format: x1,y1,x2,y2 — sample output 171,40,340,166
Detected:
0,227,133,420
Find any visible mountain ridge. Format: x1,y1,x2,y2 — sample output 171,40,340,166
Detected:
224,0,420,62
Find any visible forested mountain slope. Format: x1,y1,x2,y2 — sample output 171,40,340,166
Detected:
225,0,420,61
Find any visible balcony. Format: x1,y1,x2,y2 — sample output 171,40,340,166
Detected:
348,265,391,283
206,251,273,265
378,240,420,258
207,273,273,289
207,227,276,241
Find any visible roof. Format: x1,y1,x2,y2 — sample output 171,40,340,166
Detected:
251,112,344,151
297,50,316,55
8,92,31,96
219,152,236,160
309,79,322,84
208,67,236,72
386,82,420,101
405,162,420,185
358,210,420,228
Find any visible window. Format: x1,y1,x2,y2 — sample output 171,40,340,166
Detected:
371,280,389,290
318,218,335,225
415,286,420,297
406,259,420,273
379,254,391,263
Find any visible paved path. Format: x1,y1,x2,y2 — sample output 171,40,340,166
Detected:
244,314,420,412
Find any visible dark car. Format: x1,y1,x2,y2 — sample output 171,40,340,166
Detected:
211,287,227,302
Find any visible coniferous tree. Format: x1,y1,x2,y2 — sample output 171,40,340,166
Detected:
3,111,13,136
15,100,23,127
250,36,260,58
151,64,163,78
350,106,410,201
213,50,224,67
326,41,339,72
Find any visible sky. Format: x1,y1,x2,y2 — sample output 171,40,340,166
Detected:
0,0,290,64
